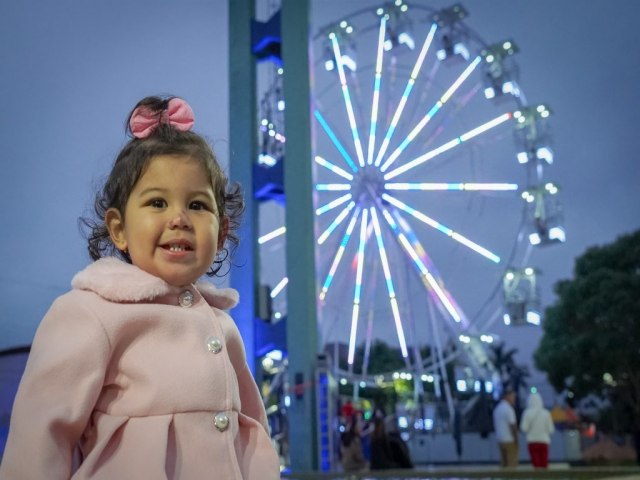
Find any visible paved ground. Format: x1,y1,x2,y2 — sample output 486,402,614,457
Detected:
282,463,640,479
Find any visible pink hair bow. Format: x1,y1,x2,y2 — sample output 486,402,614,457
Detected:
129,98,195,139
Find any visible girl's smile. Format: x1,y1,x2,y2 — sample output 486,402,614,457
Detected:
161,239,194,254
106,154,226,287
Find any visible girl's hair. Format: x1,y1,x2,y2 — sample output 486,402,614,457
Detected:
80,95,244,276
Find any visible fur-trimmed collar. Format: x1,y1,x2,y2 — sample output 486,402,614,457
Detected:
71,257,238,310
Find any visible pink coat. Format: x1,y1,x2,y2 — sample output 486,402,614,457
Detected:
0,258,280,479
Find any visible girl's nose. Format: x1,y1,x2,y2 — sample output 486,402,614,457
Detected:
168,210,193,230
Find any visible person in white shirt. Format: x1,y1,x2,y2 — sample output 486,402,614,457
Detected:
493,389,518,467
520,391,555,468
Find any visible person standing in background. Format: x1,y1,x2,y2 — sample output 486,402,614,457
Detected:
493,388,519,468
520,391,555,468
385,415,413,469
340,413,368,472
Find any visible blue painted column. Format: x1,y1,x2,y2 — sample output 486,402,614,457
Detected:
228,0,258,373
281,0,319,471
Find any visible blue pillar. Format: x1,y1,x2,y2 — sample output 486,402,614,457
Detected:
228,0,258,373
281,0,319,471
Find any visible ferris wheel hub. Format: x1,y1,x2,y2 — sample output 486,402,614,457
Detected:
352,165,384,207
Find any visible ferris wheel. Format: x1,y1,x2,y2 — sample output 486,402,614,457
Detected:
256,1,564,410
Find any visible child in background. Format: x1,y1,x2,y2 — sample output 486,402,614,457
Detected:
0,96,280,479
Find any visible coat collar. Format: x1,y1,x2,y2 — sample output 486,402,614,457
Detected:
71,257,239,310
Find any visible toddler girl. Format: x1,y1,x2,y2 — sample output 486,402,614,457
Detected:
0,96,280,479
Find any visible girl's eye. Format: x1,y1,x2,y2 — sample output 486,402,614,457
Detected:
150,199,166,208
189,201,208,211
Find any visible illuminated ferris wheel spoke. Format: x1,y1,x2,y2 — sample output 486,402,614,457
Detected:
315,193,353,215
417,81,482,151
379,56,482,173
369,207,409,358
330,33,366,167
374,23,438,167
317,201,356,245
314,155,355,181
319,206,361,300
314,110,358,173
316,183,351,191
270,277,288,298
383,112,514,180
389,208,470,328
258,226,286,245
382,193,500,263
366,16,387,165
384,182,518,191
380,207,463,324
348,209,369,365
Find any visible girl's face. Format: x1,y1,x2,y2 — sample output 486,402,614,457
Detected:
106,154,226,286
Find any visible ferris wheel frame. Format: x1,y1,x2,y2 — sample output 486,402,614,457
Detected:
256,2,560,400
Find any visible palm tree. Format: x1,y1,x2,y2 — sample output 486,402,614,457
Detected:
489,342,531,417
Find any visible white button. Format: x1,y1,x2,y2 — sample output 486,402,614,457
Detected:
207,336,223,354
178,290,193,308
214,412,229,432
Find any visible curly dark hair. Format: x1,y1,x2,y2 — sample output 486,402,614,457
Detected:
80,95,244,277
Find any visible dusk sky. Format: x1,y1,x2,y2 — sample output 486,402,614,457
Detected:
1,1,639,402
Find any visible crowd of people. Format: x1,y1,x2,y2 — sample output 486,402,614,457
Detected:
338,402,414,473
339,387,557,472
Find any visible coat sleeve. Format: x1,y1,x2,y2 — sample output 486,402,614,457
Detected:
0,293,111,479
237,363,269,433
220,310,270,434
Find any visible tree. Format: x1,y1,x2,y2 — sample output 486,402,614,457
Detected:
489,342,530,416
534,230,640,455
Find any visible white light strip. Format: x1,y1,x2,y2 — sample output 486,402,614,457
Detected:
379,56,482,173
315,193,353,215
347,304,360,365
459,112,512,141
369,208,394,295
367,16,387,165
384,112,513,180
410,24,438,80
380,208,462,323
258,226,286,244
396,231,462,322
370,207,408,358
319,207,361,300
315,183,351,191
314,155,354,181
353,209,368,306
389,298,408,354
270,277,288,298
451,232,500,263
440,56,481,103
317,201,355,245
382,194,500,263
314,111,358,173
384,138,459,179
374,23,438,167
331,34,366,167
348,209,369,365
384,182,518,191
379,102,441,172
